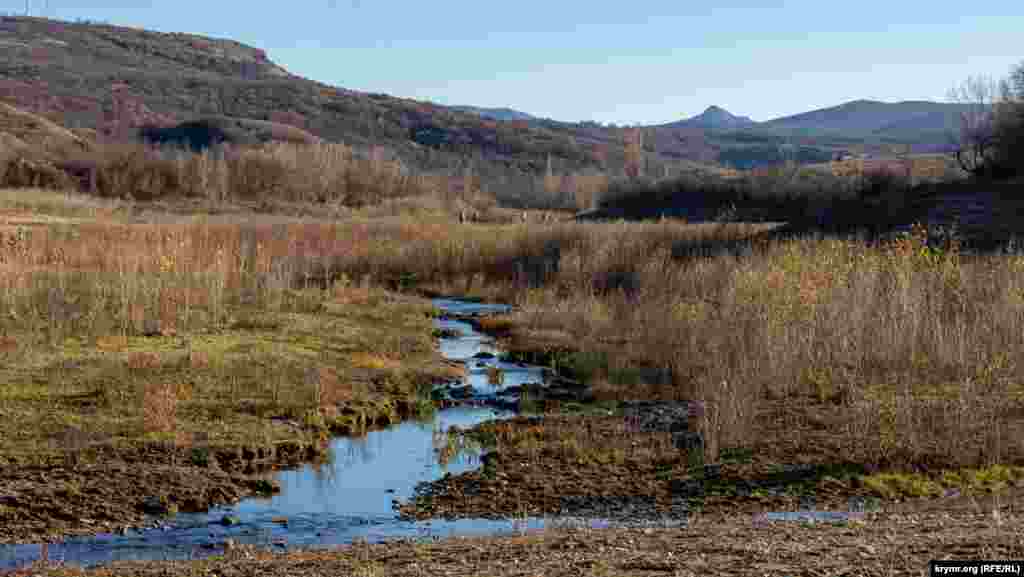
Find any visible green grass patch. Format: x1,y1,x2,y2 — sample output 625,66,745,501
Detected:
862,464,1024,499
0,286,449,463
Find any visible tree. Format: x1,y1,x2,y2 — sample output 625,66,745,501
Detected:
1008,60,1024,101
947,75,1000,177
947,64,1024,180
993,60,1024,176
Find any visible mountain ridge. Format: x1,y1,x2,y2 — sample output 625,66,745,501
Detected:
0,14,971,177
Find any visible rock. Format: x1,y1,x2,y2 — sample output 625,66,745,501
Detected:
139,495,176,516
179,497,205,513
249,478,281,495
672,431,705,452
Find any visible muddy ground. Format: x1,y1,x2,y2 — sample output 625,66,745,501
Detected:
0,437,325,544
20,508,1024,576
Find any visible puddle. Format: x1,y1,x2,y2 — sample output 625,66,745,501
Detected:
0,298,593,570
757,510,866,525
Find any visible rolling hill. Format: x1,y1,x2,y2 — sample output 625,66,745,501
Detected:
751,99,970,142
0,14,971,179
0,14,635,180
449,105,538,122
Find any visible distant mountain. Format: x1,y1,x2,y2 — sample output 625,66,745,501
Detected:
0,13,980,181
663,106,756,130
449,105,538,122
755,99,973,141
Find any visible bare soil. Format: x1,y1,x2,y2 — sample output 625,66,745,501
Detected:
23,509,1024,576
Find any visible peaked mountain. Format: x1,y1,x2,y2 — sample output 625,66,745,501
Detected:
663,106,756,130
449,105,538,122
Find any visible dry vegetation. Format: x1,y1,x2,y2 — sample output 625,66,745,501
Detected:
0,200,461,460
6,181,1023,476
593,154,973,229
486,222,1024,471
1,110,1023,572
1,17,1023,574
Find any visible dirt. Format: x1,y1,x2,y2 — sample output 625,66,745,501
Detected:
391,394,1024,529
0,438,325,544
21,509,1024,576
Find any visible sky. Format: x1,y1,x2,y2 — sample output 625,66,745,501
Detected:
5,0,1023,125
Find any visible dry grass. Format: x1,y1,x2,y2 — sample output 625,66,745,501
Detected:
43,140,441,206
501,222,1024,472
4,186,1024,476
4,166,1024,507
0,195,462,463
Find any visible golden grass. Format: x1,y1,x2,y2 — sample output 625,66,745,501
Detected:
3,185,1024,474
0,197,463,461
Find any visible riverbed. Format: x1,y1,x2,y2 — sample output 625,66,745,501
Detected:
0,298,574,569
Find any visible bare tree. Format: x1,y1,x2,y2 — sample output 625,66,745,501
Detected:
947,75,999,177
946,71,1022,180
1008,60,1024,102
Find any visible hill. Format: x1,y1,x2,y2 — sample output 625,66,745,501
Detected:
0,15,640,181
0,100,89,154
0,15,972,181
753,99,970,142
449,105,538,122
661,105,756,130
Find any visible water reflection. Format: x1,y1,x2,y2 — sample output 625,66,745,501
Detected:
0,298,547,570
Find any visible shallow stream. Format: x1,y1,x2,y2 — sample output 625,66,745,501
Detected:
0,298,580,569
0,298,866,570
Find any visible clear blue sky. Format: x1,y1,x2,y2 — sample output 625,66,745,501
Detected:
8,0,1023,124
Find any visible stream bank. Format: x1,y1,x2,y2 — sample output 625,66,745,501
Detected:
0,298,599,570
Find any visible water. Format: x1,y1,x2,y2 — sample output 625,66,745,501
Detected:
757,510,867,524
0,298,582,570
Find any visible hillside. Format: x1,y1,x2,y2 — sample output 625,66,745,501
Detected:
449,105,538,122
0,100,89,153
661,105,756,130
752,99,970,142
0,15,972,180
639,100,970,169
0,15,639,180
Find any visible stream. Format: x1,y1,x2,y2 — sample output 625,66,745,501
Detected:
0,297,867,570
0,298,597,570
